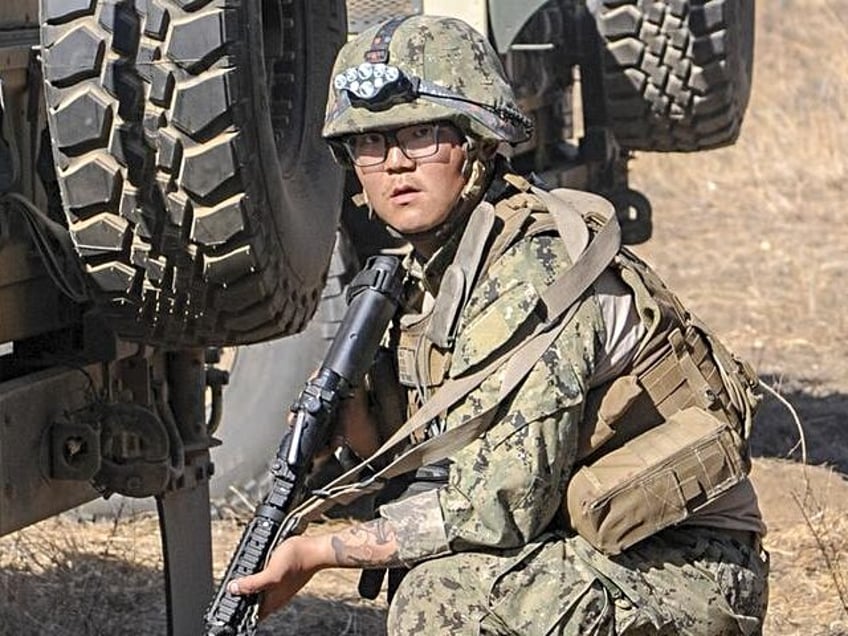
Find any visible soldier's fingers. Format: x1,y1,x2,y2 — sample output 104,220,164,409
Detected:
227,573,269,596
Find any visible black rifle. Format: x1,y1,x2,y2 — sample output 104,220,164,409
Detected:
205,255,404,635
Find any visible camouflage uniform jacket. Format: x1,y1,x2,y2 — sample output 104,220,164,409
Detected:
379,181,616,564
374,180,768,635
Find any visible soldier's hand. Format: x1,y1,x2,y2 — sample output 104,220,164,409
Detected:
226,534,329,620
335,384,381,459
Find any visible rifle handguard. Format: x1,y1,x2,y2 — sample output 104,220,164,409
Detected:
204,255,404,635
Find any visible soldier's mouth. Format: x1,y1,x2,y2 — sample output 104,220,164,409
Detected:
389,185,420,204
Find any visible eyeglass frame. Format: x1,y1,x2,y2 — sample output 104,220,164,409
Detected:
338,122,463,168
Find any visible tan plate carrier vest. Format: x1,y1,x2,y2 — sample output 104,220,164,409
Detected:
277,180,762,556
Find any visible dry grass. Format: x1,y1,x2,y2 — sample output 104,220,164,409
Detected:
0,514,387,636
752,459,848,635
4,470,848,636
629,0,848,390
0,514,168,634
627,4,848,631
2,1,848,634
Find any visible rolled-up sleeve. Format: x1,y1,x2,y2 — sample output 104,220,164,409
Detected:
378,488,451,565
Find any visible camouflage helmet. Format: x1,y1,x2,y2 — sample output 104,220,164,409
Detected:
322,15,532,145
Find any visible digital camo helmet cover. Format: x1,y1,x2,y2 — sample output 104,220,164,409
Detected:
322,15,532,145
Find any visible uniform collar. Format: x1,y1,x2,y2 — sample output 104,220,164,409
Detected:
418,216,468,296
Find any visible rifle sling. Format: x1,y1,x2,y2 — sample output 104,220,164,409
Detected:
274,191,621,548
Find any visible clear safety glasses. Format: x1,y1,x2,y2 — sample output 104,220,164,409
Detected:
341,123,457,168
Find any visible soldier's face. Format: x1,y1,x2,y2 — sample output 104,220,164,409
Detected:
353,124,467,240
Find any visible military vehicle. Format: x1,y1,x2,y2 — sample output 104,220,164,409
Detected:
0,0,753,632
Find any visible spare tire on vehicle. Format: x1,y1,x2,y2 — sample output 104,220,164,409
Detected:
590,0,755,152
39,0,347,347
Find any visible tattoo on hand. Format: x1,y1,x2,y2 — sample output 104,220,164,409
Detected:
331,518,402,568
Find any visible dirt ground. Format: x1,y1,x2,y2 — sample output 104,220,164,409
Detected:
2,1,847,634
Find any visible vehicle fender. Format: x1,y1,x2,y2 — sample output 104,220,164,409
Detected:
488,0,552,53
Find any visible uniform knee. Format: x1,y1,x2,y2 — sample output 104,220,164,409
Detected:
386,558,488,636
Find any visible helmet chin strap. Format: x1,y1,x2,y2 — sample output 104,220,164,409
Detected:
458,139,492,201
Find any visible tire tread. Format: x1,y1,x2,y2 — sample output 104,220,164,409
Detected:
594,0,754,151
40,0,346,346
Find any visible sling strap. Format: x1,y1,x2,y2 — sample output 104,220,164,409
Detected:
426,201,496,348
271,189,622,547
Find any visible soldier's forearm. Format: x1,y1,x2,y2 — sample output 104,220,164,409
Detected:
321,518,405,569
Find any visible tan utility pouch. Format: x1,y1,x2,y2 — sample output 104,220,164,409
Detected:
565,406,748,555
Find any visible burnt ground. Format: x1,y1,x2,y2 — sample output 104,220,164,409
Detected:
1,2,847,635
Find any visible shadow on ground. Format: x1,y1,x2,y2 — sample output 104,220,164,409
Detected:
0,553,167,635
751,375,848,474
257,594,388,636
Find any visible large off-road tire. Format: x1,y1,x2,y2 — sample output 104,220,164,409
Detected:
208,229,357,508
590,0,755,152
38,0,346,347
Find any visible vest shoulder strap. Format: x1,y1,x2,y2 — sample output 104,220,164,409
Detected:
280,187,622,531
